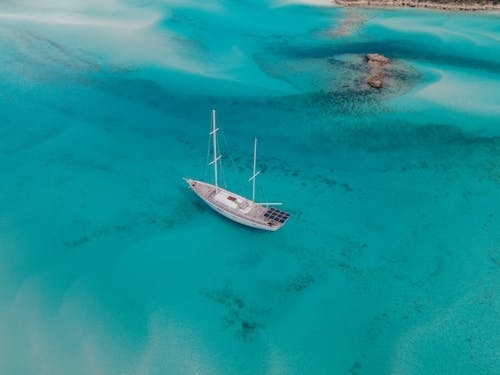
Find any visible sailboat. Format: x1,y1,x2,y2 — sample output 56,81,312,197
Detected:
184,109,290,231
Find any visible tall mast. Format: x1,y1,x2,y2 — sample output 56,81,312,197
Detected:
209,109,220,191
248,137,261,202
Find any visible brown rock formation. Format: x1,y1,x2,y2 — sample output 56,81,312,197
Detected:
366,53,390,66
367,72,385,88
365,53,389,89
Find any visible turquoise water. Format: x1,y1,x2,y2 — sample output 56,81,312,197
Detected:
1,1,499,374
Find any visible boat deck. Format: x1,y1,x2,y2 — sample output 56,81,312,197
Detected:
185,179,290,230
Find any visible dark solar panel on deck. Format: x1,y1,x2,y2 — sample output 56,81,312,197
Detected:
264,208,290,224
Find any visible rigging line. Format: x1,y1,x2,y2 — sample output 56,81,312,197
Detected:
220,129,238,172
205,115,212,182
220,157,227,189
219,128,240,190
219,137,227,189
260,185,267,208
217,128,227,189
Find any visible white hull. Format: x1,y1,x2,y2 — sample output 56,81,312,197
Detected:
185,179,288,231
204,198,279,231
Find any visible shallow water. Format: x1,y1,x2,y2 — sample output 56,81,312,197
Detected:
0,1,499,374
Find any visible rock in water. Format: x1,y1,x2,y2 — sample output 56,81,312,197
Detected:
366,53,390,66
367,72,384,89
366,54,389,88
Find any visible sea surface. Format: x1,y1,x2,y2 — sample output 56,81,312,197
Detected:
0,1,499,374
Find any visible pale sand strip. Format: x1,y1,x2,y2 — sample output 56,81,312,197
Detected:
0,12,160,30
